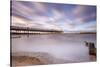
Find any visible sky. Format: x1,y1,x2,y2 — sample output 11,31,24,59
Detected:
11,1,96,32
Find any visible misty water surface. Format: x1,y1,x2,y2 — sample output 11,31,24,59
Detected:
11,34,96,62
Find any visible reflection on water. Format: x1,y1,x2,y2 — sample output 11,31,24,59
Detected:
11,34,96,62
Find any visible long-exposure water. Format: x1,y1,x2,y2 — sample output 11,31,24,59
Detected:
11,33,96,62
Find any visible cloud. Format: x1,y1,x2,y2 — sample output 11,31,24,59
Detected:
12,1,34,16
32,2,47,13
73,5,96,23
11,1,36,20
11,1,61,30
84,22,96,31
52,9,64,20
31,15,62,30
12,15,62,31
76,12,96,23
75,21,96,32
11,1,96,32
12,16,27,26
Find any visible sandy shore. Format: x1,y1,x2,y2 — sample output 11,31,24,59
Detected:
11,52,96,66
11,52,76,66
11,56,45,66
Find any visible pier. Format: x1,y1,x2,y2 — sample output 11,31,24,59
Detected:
10,26,63,34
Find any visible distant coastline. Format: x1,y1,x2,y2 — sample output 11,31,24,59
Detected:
79,32,96,34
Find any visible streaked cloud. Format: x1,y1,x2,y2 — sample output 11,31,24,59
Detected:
11,1,96,32
73,5,96,23
32,2,47,13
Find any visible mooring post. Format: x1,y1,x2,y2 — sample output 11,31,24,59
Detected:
85,41,96,56
84,41,88,47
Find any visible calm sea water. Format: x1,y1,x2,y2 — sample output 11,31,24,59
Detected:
11,34,96,62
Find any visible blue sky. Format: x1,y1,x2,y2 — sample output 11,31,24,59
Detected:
11,1,96,32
